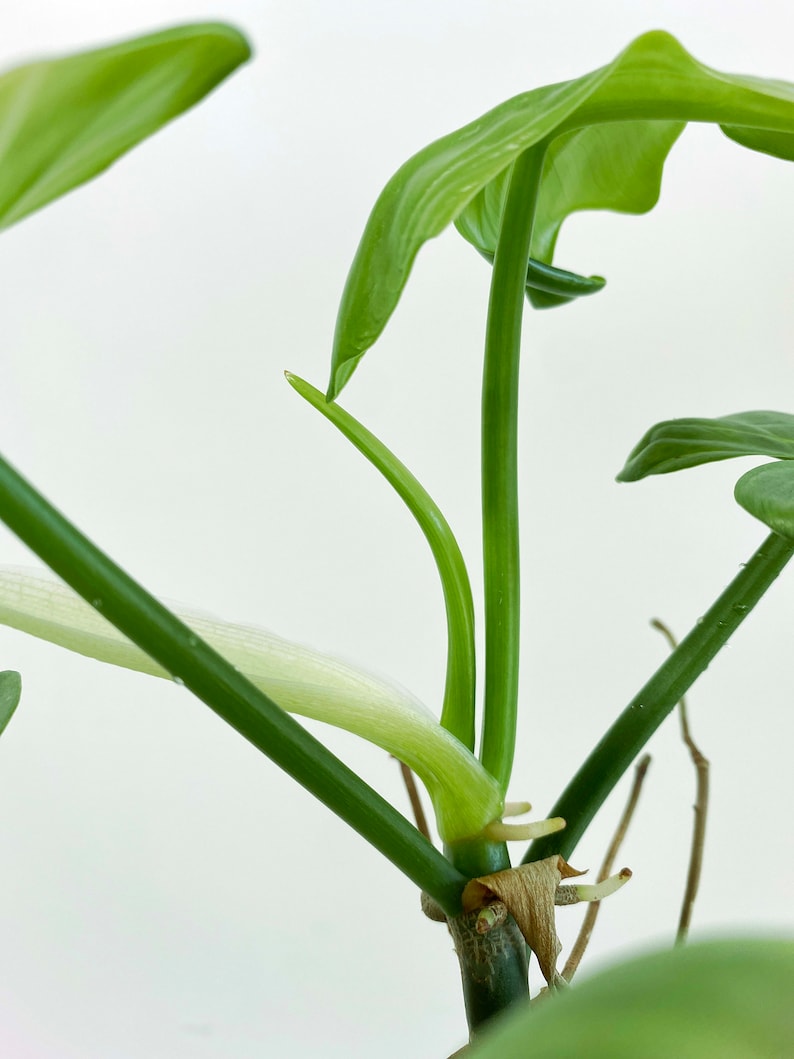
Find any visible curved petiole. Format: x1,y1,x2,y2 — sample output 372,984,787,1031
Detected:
0,451,468,915
479,141,548,790
525,532,794,865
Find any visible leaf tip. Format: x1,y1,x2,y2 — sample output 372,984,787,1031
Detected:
0,669,22,737
326,362,353,403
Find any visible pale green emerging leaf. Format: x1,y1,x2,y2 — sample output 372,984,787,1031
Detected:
330,31,794,396
0,22,250,230
0,670,21,738
0,567,501,841
617,411,794,481
735,461,794,541
465,938,794,1058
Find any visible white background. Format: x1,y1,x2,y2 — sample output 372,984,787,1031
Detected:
0,2,792,1056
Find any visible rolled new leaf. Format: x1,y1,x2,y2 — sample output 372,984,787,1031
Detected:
330,31,794,397
474,249,605,307
617,411,794,481
0,22,250,230
0,566,501,843
286,372,476,750
735,461,794,540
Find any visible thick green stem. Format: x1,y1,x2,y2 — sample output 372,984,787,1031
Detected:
0,452,467,916
448,910,529,1039
480,143,547,790
526,532,794,864
446,836,510,880
444,837,528,1036
444,816,533,1037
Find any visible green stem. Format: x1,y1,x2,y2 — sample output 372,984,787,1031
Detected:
444,836,527,1036
0,452,467,916
480,142,547,789
448,910,529,1038
525,531,794,864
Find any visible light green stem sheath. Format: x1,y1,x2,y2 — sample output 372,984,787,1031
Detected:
526,531,794,864
0,565,500,844
480,142,547,790
0,452,468,915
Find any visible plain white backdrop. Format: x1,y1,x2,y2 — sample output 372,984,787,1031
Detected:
0,2,792,1056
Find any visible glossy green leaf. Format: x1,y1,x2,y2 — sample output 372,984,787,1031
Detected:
329,31,794,397
465,938,794,1058
0,22,250,230
735,461,794,540
0,670,21,738
618,411,794,481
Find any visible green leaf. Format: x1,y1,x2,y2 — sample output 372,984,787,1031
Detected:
329,31,794,397
735,461,794,540
0,22,251,230
0,670,21,738
465,938,794,1059
617,411,794,481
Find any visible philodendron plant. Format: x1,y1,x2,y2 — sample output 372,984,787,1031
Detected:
0,21,792,1056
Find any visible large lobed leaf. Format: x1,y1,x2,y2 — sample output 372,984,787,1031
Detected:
0,22,251,230
465,938,794,1059
329,31,794,397
458,119,684,309
617,411,794,480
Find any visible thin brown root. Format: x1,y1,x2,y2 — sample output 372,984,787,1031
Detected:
562,754,651,982
650,618,711,946
393,758,432,842
420,890,447,923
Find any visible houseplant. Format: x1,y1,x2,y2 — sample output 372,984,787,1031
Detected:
0,15,791,1056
